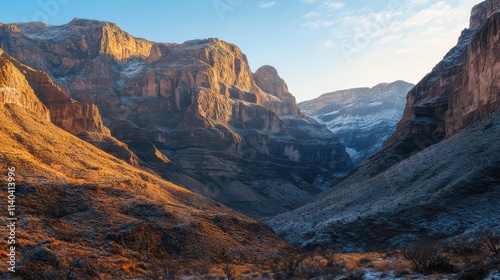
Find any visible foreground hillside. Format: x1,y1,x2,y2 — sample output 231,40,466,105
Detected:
268,0,500,250
0,49,288,279
299,81,414,164
0,20,352,219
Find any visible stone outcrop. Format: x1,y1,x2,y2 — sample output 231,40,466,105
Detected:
254,65,303,116
0,19,352,218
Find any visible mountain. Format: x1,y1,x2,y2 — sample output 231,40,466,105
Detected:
0,19,352,219
0,48,288,278
267,0,500,250
299,81,414,164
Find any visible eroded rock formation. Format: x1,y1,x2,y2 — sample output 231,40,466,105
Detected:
0,19,352,218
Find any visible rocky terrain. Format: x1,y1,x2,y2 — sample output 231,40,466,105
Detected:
268,0,500,250
0,19,351,219
0,48,289,278
299,81,414,164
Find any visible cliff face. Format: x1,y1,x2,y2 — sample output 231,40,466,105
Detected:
0,50,50,120
0,19,352,218
0,67,288,278
268,1,500,250
386,0,500,154
0,49,140,165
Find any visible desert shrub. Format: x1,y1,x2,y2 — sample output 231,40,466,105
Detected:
445,237,483,260
457,263,489,280
484,230,500,255
426,255,455,273
19,256,98,280
161,259,181,280
222,264,237,280
401,242,448,274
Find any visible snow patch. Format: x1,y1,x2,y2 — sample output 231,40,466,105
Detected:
117,59,145,88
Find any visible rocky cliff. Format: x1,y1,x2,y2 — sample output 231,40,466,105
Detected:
300,81,414,164
386,0,500,156
0,49,50,120
0,19,352,218
0,55,288,277
0,48,140,165
267,1,500,250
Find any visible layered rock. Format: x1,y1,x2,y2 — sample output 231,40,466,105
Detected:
0,19,352,218
267,1,500,250
300,81,414,164
0,65,288,277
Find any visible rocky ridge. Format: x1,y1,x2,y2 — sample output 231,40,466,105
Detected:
299,81,414,164
0,19,352,218
267,0,500,249
0,50,288,278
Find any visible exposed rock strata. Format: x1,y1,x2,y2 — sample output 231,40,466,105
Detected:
0,19,352,218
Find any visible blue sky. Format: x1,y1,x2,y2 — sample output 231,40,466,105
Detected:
0,0,479,101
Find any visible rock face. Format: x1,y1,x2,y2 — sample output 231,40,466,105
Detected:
267,1,500,250
299,81,414,164
0,56,288,277
386,0,500,156
0,19,352,219
254,65,303,116
0,50,50,120
0,48,140,165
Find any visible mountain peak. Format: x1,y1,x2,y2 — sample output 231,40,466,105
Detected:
254,65,289,98
68,17,108,27
470,0,500,29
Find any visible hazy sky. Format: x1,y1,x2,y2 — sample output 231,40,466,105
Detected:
0,0,479,101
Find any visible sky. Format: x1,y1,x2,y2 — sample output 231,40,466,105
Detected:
0,0,480,101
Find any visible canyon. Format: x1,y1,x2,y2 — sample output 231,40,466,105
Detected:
0,20,351,219
268,0,500,250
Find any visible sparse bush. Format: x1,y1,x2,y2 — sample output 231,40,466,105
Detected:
485,230,500,255
19,256,98,280
270,252,306,280
458,263,489,280
445,237,483,260
426,255,455,273
401,241,445,274
222,264,237,280
162,259,181,280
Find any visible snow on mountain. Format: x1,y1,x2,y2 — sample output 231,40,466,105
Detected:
299,81,414,164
